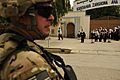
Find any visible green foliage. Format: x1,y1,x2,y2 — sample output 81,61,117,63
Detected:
52,0,72,25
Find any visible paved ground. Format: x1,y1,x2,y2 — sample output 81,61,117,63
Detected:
35,37,120,80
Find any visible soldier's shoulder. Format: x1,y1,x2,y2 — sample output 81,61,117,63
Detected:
1,49,58,80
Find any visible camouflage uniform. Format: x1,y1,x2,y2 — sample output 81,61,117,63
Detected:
0,33,60,80
0,0,62,80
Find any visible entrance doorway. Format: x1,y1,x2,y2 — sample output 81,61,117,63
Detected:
67,23,75,38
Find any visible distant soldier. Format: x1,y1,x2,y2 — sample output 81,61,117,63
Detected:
80,29,86,43
58,26,63,40
90,30,95,43
94,29,99,42
107,29,113,43
99,28,104,42
77,31,80,40
103,29,108,42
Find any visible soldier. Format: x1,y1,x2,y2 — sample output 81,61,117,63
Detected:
102,29,108,42
58,23,63,40
80,29,86,43
0,0,77,80
90,30,95,43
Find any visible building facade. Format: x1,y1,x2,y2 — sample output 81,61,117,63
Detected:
50,11,90,39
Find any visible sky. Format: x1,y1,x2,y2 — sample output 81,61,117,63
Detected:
70,0,74,7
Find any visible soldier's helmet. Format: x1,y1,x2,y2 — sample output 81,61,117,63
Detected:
0,0,53,18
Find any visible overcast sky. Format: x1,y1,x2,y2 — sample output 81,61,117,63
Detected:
70,0,74,7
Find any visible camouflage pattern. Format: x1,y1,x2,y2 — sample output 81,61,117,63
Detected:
0,33,18,63
0,33,59,80
0,0,59,79
0,0,53,17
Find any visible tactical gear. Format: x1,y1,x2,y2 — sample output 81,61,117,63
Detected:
0,0,53,17
0,33,59,80
0,33,77,80
0,0,77,79
41,48,77,80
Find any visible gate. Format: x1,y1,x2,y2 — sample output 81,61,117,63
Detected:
67,23,75,38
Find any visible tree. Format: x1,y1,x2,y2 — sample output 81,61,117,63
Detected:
53,0,71,25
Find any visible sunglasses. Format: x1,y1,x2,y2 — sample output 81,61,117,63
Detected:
35,5,54,18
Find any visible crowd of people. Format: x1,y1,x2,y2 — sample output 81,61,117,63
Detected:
90,26,120,43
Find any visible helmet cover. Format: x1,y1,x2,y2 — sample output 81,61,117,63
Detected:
0,0,53,17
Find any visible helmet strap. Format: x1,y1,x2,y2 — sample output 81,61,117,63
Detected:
30,14,37,31
16,13,37,31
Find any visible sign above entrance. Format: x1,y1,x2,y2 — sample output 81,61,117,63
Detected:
73,0,120,11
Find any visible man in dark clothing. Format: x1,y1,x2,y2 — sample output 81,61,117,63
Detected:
80,29,86,43
90,30,95,43
58,27,63,40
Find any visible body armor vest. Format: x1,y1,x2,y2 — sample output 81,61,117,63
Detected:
0,33,59,80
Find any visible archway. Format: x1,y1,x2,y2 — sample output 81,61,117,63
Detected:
67,23,75,38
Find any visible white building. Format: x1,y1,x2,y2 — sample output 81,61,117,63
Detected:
50,11,90,38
